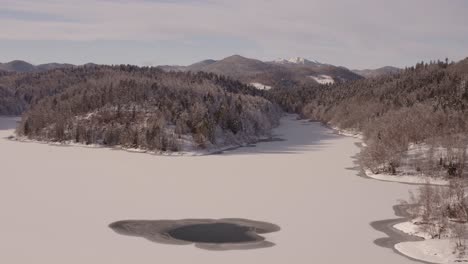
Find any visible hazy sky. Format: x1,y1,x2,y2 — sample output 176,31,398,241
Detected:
1,0,467,69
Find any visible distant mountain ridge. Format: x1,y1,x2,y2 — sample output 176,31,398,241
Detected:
352,66,401,78
0,60,75,73
273,57,322,65
157,55,362,88
2,56,365,87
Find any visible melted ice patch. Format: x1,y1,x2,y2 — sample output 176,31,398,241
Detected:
109,218,280,251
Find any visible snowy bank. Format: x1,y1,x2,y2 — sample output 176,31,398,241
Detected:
326,124,452,186
324,120,458,264
322,123,363,139
393,220,434,240
0,115,416,264
8,134,276,157
396,239,467,264
363,141,464,186
332,127,363,139
391,209,468,263
364,169,449,186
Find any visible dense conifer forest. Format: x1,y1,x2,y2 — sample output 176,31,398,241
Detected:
2,58,468,173
1,66,280,151
268,58,468,177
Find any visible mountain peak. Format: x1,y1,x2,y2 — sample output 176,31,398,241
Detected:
0,60,36,73
288,57,306,64
274,57,320,65
222,55,254,62
225,54,245,59
0,60,76,73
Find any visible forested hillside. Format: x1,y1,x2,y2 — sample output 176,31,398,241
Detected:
352,66,401,78
9,66,280,152
158,55,362,88
0,65,267,115
269,58,468,177
0,60,74,73
3,57,468,164
0,65,107,115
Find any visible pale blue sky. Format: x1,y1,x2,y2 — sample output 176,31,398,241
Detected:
1,0,467,69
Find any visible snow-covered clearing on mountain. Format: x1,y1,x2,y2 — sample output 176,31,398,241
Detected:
250,82,272,90
310,75,335,84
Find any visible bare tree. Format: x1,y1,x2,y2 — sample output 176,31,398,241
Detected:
452,222,467,258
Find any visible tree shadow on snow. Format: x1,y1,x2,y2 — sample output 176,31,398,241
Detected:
0,117,20,131
216,115,342,156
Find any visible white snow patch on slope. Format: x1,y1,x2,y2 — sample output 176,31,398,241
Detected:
310,75,335,84
250,82,272,90
329,125,363,139
274,57,320,64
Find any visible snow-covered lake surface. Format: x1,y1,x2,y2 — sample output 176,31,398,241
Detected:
0,115,418,264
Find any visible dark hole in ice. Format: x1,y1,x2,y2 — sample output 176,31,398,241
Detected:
167,223,256,243
109,218,280,250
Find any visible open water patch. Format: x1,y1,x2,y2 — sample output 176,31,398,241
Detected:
109,218,280,250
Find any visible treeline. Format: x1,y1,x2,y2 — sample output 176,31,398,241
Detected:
11,66,280,152
0,65,266,115
268,58,468,177
405,180,467,255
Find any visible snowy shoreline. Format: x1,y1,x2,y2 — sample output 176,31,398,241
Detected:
7,135,284,157
1,114,418,264
370,204,468,264
5,112,287,157
0,115,449,263
6,117,282,157
319,121,364,139
328,122,459,264
7,135,251,157
363,169,449,186
370,205,430,263
393,219,468,264
325,123,449,186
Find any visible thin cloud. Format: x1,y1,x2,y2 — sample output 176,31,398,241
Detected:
0,0,467,68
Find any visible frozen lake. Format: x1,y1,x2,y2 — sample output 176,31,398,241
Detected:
0,115,417,263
